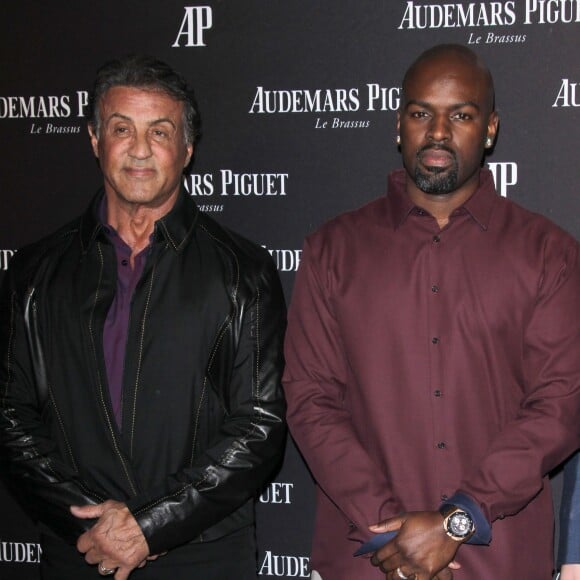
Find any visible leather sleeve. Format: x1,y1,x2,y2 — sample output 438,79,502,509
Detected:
0,259,103,545
126,255,287,554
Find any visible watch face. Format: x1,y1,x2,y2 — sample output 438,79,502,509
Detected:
449,512,474,537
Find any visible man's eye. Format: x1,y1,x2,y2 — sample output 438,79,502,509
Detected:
113,126,129,134
453,112,472,121
411,111,428,119
152,129,168,139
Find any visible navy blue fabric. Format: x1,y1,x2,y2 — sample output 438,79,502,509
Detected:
559,452,580,566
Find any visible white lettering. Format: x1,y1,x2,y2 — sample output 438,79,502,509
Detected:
366,85,400,111
220,171,288,196
488,162,518,197
0,249,16,270
259,551,310,577
524,0,580,23
45,123,81,134
249,87,359,114
0,95,77,119
183,173,214,195
259,482,295,504
0,541,42,563
77,90,89,117
398,1,517,29
552,79,580,107
172,6,213,47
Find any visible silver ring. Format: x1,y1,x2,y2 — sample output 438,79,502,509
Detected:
98,562,116,576
396,567,410,580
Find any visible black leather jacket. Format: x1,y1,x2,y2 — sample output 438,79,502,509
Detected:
0,189,286,555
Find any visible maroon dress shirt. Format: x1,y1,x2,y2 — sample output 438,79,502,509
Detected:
283,168,580,579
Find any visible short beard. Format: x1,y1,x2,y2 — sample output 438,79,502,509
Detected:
412,144,459,195
414,165,458,195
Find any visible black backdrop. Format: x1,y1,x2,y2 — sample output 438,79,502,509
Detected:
1,2,578,578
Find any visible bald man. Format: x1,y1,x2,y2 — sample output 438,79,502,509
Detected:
283,44,580,580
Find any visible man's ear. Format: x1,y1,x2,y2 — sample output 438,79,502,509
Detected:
88,124,99,158
184,143,194,168
487,111,499,143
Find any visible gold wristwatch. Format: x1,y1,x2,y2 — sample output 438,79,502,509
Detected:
440,506,475,542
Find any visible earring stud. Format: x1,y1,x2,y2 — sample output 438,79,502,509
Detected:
485,137,493,148
396,135,401,145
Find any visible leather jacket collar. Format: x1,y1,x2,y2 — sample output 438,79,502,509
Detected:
79,188,200,254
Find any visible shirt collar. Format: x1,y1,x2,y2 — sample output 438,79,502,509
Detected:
79,187,200,253
386,167,499,231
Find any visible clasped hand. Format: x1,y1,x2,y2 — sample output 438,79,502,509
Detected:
71,500,156,579
369,510,462,580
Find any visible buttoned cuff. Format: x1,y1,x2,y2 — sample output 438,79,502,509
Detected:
354,531,398,556
440,492,492,545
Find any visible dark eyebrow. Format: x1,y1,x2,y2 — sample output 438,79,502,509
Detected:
405,99,481,111
149,117,177,129
107,112,132,123
107,113,177,129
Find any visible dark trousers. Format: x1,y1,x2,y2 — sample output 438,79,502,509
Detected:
40,526,258,579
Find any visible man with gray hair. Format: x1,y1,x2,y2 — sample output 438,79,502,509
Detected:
0,55,287,579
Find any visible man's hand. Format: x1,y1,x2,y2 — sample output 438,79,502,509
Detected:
561,564,580,580
369,511,462,580
71,501,150,580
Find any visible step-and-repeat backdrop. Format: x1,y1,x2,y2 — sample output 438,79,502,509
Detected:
1,2,578,577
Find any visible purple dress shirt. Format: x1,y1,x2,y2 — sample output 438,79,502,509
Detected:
101,207,150,429
283,168,580,579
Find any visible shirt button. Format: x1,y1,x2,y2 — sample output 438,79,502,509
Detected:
434,389,442,397
121,259,129,266
432,337,440,344
437,442,446,449
433,235,441,243
431,285,439,293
